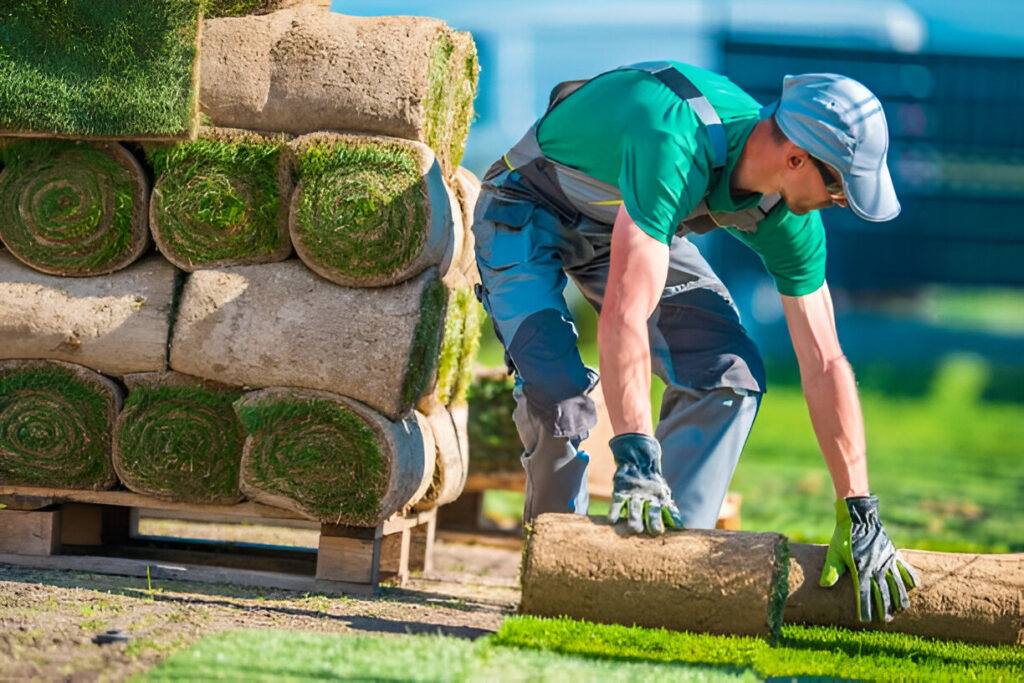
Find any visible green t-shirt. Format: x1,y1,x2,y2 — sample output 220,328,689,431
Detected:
536,61,826,297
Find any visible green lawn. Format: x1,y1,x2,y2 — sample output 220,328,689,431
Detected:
144,617,1024,681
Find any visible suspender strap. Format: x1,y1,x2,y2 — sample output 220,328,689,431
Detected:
624,62,728,171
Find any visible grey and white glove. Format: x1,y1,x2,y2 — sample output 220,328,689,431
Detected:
607,433,684,535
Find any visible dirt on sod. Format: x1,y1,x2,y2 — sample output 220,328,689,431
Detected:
0,526,520,681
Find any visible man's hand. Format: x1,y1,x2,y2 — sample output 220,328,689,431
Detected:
607,433,684,535
820,496,919,622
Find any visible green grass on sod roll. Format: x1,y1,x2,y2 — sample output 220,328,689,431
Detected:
492,616,1024,680
452,295,484,404
234,393,388,524
115,385,245,503
0,139,140,275
0,361,117,490
435,288,471,405
201,0,289,17
403,276,449,408
423,32,479,173
0,0,200,138
292,138,429,283
149,136,287,267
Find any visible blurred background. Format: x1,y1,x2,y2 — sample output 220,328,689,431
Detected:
334,0,1023,551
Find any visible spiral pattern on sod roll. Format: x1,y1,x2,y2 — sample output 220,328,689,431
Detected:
149,139,286,269
236,393,388,524
0,361,117,489
114,386,245,503
292,141,428,286
0,140,147,276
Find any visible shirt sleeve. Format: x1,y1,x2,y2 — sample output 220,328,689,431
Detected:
618,111,710,245
725,205,827,297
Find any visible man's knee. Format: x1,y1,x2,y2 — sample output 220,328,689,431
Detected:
508,308,599,439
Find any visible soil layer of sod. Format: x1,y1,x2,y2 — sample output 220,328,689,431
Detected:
0,0,200,139
0,139,150,276
113,382,246,504
148,130,291,270
0,360,121,490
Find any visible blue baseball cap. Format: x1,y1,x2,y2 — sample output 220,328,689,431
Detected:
763,73,900,222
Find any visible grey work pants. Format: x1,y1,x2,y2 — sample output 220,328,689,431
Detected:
473,170,765,529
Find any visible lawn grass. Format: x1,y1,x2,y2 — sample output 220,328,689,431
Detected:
493,616,1024,681
0,0,200,138
144,629,756,681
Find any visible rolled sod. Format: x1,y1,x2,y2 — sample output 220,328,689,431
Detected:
412,398,466,511
786,543,1024,646
199,9,478,175
452,294,484,405
0,359,122,490
465,370,522,474
113,372,245,504
521,514,791,643
452,166,481,286
0,1,200,139
288,133,458,288
234,388,435,525
170,263,451,421
0,252,178,376
147,128,292,271
0,140,151,276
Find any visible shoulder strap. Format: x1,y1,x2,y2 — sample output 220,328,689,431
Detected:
545,61,728,171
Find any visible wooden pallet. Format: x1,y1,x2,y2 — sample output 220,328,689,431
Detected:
0,485,435,596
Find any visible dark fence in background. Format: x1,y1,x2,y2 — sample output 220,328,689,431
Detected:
712,41,1024,292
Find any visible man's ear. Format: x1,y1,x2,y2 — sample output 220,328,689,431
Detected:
786,149,808,171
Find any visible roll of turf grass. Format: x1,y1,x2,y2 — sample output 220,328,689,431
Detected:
0,140,150,276
234,388,435,525
148,129,292,271
113,372,245,504
0,359,122,490
203,0,330,17
452,294,484,405
288,133,456,288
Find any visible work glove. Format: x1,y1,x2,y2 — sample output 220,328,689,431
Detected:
820,495,920,623
607,433,684,536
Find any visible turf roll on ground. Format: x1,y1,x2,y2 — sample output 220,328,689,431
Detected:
147,128,292,271
0,251,177,375
112,372,245,504
521,514,791,643
234,388,435,524
0,140,150,276
786,542,1024,646
288,133,458,288
0,0,201,139
170,263,450,420
0,359,122,490
199,9,478,176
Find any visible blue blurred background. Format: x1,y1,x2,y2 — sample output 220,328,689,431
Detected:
332,1,1023,546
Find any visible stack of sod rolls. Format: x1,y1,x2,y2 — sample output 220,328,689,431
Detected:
0,1,483,524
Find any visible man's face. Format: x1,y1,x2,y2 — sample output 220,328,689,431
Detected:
781,153,847,215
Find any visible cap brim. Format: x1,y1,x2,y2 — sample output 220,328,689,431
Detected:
843,161,900,222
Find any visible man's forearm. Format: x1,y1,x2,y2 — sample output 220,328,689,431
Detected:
800,354,869,498
598,312,653,436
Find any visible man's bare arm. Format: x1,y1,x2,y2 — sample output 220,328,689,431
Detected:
598,205,670,436
781,282,869,498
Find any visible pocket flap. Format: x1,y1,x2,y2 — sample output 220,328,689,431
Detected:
483,195,534,231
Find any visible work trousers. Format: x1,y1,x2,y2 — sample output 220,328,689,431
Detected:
473,169,765,529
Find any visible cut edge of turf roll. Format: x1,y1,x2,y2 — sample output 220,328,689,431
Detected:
0,359,122,490
0,140,151,276
288,133,455,288
113,371,246,504
148,127,293,271
234,387,435,525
